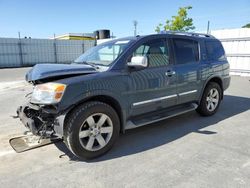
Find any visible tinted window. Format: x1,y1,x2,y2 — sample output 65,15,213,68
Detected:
173,39,199,64
205,40,226,61
131,39,169,67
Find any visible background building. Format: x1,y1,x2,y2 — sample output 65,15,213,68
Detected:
53,33,95,40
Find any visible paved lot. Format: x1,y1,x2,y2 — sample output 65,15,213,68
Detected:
0,67,31,82
0,68,250,188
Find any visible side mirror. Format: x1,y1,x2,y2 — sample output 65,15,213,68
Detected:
127,56,148,69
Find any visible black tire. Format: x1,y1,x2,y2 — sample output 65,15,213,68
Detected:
64,101,120,160
196,82,222,116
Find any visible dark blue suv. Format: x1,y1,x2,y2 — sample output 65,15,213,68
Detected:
17,32,230,159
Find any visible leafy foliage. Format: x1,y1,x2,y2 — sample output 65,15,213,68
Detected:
242,23,250,28
155,6,195,33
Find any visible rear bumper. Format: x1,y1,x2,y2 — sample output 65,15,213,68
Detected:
223,76,231,91
17,103,66,138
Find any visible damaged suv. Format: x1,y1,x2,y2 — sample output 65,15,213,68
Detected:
17,32,230,159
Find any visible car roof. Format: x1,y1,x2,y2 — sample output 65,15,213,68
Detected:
116,32,216,42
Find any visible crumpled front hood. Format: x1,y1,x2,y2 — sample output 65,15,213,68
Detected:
26,63,97,82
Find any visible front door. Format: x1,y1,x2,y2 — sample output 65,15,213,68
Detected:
127,38,177,116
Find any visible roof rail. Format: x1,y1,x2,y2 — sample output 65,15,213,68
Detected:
159,31,215,38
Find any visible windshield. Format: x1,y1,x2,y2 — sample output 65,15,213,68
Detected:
74,40,131,66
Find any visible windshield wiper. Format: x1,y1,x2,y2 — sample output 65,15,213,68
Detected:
82,61,105,70
74,61,97,68
74,61,108,70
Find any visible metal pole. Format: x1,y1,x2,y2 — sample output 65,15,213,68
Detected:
53,34,58,64
82,41,85,53
18,31,24,67
133,20,138,36
207,21,210,34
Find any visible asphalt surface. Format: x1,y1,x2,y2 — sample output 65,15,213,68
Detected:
0,67,31,82
0,68,250,188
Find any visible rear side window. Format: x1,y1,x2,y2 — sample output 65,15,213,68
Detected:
173,39,199,64
205,40,226,61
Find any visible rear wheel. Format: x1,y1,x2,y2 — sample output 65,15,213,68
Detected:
64,101,120,159
196,82,222,116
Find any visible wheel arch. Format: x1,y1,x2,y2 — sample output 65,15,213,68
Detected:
63,95,124,134
199,76,224,103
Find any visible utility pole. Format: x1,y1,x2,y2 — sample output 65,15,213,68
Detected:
53,33,58,64
207,21,210,34
133,20,138,36
18,31,23,66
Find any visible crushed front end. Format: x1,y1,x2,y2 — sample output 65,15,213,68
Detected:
16,63,96,139
16,79,69,139
16,102,65,138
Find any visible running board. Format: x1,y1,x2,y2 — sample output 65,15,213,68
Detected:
125,103,198,130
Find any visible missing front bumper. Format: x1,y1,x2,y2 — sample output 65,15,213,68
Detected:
17,105,39,135
16,103,65,138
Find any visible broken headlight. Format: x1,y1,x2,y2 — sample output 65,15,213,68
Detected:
31,83,66,104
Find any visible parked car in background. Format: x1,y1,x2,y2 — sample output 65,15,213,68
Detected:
17,32,230,159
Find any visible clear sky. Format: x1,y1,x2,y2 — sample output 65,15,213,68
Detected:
0,0,249,38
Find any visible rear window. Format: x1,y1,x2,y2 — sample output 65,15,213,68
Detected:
173,39,199,64
205,40,226,61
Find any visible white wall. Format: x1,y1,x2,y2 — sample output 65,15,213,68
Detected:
211,28,250,76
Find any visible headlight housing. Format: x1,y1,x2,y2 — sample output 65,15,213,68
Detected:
31,83,67,104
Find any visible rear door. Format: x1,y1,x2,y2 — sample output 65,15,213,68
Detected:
172,37,203,104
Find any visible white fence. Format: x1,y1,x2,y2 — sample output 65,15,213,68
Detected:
211,28,250,76
1,29,250,75
0,38,95,68
221,38,250,75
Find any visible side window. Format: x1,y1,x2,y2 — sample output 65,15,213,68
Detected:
205,40,226,61
173,38,199,64
132,39,169,67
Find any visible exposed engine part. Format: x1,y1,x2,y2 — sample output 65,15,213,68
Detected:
17,104,56,139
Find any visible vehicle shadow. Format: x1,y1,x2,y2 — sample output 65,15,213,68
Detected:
54,95,250,162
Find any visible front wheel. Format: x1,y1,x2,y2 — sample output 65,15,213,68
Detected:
64,101,120,159
196,82,222,116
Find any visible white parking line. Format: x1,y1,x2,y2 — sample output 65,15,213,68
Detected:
0,150,15,157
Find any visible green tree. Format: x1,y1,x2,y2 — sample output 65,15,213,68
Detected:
155,6,195,33
242,23,250,28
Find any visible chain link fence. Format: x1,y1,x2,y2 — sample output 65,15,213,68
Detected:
0,38,95,68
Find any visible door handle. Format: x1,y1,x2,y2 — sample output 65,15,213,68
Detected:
165,70,176,77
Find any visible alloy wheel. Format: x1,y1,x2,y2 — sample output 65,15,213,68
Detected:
78,113,113,151
206,88,219,112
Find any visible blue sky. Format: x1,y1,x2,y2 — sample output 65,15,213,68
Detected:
0,0,249,38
